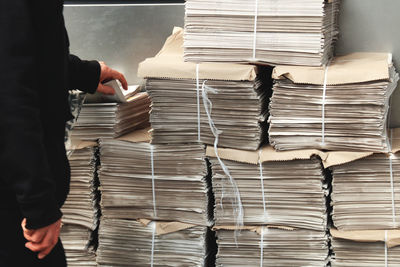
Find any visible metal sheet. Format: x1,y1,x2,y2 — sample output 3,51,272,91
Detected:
64,4,184,85
336,0,400,127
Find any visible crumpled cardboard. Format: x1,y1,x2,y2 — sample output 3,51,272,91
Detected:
67,127,151,151
331,228,400,249
138,219,197,236
272,52,390,85
206,128,399,168
138,27,257,81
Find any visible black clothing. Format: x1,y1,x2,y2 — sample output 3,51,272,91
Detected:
0,208,67,267
0,0,100,231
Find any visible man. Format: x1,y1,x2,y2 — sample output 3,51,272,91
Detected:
0,1,128,266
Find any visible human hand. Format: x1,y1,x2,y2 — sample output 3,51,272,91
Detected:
21,218,62,259
96,61,128,95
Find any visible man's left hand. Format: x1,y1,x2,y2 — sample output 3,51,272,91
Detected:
96,61,128,95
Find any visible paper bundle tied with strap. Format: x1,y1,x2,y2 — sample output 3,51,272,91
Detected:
269,53,399,152
331,228,400,267
97,219,211,267
97,128,210,226
184,0,340,66
138,27,273,151
206,145,328,231
214,225,329,267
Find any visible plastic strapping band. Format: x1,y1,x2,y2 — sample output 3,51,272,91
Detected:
259,226,264,267
252,0,259,60
389,154,396,226
259,151,267,219
321,64,329,147
385,230,388,267
150,222,156,267
150,145,157,217
201,81,244,235
196,64,201,142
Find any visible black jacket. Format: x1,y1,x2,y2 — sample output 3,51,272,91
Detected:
0,0,100,229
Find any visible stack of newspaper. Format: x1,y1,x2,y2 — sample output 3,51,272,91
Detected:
60,225,97,267
331,152,400,230
98,135,210,225
71,81,150,141
61,145,99,266
216,227,329,267
207,146,327,231
269,53,399,152
331,229,400,267
139,27,272,151
184,0,340,66
97,219,209,267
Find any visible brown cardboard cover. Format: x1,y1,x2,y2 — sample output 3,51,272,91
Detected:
67,139,97,151
138,219,197,236
116,127,151,143
213,225,295,235
138,27,257,81
272,53,390,85
330,228,400,248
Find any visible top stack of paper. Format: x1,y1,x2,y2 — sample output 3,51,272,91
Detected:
71,82,150,141
184,0,340,66
269,53,399,152
139,28,272,150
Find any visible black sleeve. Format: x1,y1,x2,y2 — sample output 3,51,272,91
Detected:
0,1,62,229
68,54,101,94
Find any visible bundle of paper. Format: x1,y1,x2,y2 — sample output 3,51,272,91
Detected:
60,224,97,267
138,27,272,151
331,151,400,230
98,131,210,225
207,146,327,231
331,229,400,267
215,226,329,267
70,83,150,141
62,145,99,231
184,0,340,66
269,53,399,152
97,219,209,267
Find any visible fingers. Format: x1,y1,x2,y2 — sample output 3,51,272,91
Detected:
98,61,128,90
97,84,116,95
25,228,59,259
21,219,45,243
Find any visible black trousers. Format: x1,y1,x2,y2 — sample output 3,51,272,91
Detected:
0,208,66,267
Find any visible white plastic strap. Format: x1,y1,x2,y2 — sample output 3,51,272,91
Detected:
196,64,201,142
201,81,244,231
150,222,156,267
389,154,396,226
259,226,264,267
150,145,157,217
259,151,267,219
384,230,388,267
252,0,259,60
321,64,329,147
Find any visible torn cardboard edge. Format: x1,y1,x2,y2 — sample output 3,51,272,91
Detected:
206,128,400,168
138,219,198,236
272,52,391,85
330,228,400,249
67,127,152,150
213,225,296,235
137,27,257,81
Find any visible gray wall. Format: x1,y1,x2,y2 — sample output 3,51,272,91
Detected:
64,4,185,85
65,1,400,126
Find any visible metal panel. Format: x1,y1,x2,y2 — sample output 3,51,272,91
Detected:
64,4,184,85
336,0,400,127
